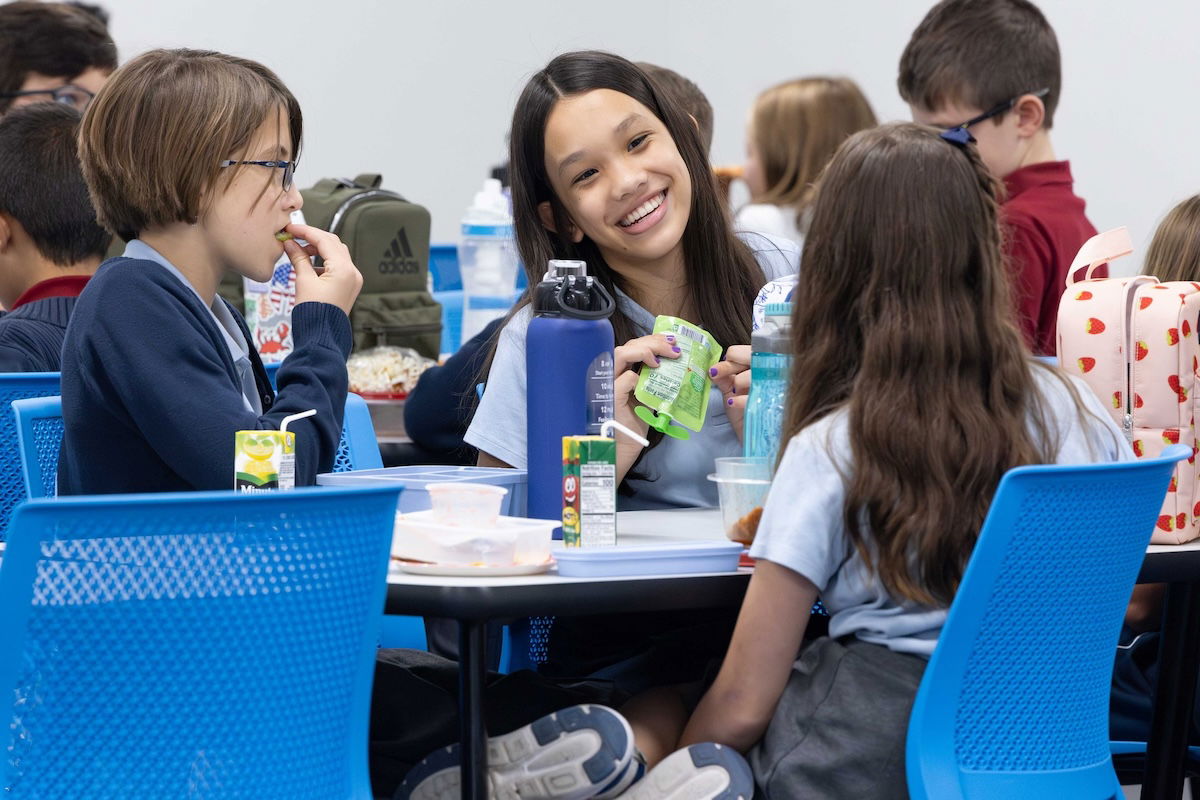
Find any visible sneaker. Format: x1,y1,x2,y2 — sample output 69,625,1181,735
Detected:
395,704,635,800
615,742,754,800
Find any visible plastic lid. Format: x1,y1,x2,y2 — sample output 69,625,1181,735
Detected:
634,405,691,440
764,302,792,318
472,178,509,214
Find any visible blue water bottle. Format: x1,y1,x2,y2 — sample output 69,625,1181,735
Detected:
743,303,793,467
526,260,616,534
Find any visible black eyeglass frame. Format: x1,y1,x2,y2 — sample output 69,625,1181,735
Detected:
218,159,297,191
0,84,96,109
941,87,1051,145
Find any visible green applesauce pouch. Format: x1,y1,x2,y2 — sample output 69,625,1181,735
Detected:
634,316,723,440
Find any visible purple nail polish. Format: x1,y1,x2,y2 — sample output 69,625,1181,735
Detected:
709,367,718,377
671,346,681,353
666,335,676,343
727,398,734,406
654,357,661,364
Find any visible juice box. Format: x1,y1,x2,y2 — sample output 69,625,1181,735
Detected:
562,435,617,547
234,430,296,492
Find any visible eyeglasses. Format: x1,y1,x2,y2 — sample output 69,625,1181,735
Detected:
0,84,96,111
218,159,296,191
942,88,1051,145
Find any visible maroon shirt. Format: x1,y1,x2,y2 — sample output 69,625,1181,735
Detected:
10,274,91,309
1002,160,1101,356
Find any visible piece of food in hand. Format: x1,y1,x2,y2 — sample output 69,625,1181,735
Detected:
730,506,763,545
275,231,294,242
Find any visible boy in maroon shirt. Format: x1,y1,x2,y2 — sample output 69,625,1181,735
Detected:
898,0,1100,356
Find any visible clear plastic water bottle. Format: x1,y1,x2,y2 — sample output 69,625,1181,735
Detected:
459,178,519,342
743,303,792,467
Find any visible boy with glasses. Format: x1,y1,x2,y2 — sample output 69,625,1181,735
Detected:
59,48,363,495
0,1,116,114
899,0,1100,357
0,103,109,370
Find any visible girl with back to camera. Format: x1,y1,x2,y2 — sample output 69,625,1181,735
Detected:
647,123,1129,798
736,76,876,247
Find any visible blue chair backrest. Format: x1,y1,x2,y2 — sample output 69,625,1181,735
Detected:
12,395,62,500
336,393,384,472
906,445,1186,799
0,485,399,798
0,372,60,540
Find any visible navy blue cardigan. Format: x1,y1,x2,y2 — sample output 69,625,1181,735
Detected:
58,257,352,494
0,296,77,372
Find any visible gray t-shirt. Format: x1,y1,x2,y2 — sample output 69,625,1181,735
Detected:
464,232,801,510
749,367,1132,657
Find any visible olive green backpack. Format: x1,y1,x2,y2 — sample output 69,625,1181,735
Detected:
218,173,442,359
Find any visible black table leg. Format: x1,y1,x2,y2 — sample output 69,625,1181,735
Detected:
458,619,489,800
1144,581,1200,799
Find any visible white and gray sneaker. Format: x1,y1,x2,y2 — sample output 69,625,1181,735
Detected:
615,742,754,800
395,704,635,800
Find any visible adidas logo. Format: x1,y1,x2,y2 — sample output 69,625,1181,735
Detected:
379,228,421,275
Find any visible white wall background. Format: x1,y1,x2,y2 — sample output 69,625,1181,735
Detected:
105,0,1198,275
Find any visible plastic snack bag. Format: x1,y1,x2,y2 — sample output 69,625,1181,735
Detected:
634,316,723,440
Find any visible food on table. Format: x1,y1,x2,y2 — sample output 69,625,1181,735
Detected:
730,506,763,545
347,346,434,396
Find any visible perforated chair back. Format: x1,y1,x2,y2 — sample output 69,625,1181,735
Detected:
906,446,1187,799
12,395,63,500
336,393,384,473
0,485,399,798
0,372,59,539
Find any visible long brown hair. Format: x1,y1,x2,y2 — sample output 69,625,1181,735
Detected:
1145,195,1200,283
784,122,1078,607
507,50,765,361
750,76,876,233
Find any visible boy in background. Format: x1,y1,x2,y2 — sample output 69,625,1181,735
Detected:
0,1,116,114
0,103,108,371
899,0,1100,356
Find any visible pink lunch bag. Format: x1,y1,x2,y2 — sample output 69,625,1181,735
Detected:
1057,227,1200,545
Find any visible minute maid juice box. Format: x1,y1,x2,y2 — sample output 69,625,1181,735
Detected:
634,316,723,440
234,410,315,492
562,435,617,547
235,430,295,491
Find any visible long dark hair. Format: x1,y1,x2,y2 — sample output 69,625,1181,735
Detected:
506,50,765,359
784,123,1095,607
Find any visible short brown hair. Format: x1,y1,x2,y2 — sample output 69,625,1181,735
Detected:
1146,195,1200,284
898,0,1061,128
636,62,713,155
0,1,117,113
751,77,876,232
79,48,302,242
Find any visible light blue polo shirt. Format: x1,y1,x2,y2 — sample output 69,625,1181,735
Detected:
123,240,262,415
464,232,800,510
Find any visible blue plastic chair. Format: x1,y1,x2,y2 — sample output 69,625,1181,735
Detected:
12,395,62,499
0,485,399,798
429,243,462,291
0,372,60,540
10,391,422,651
906,445,1188,799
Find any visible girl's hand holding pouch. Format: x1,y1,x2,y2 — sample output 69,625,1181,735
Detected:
613,332,681,445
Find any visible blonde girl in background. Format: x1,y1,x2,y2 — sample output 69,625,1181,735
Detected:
736,77,877,246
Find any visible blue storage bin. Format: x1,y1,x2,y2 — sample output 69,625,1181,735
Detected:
429,244,528,294
553,541,742,577
317,465,528,517
434,290,464,354
429,244,462,291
